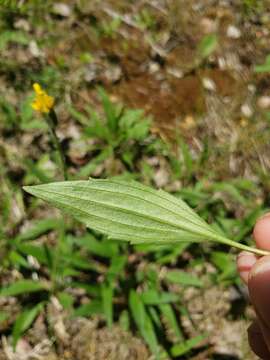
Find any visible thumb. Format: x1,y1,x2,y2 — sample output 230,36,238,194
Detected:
249,255,270,350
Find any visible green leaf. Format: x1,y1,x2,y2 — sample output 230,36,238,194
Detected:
0,311,9,324
98,87,120,133
107,255,127,281
77,148,112,178
179,139,194,179
119,109,151,141
73,300,103,317
16,218,61,242
61,253,98,271
165,270,203,288
0,30,29,50
16,243,50,265
9,251,30,269
141,290,178,305
198,34,218,59
57,292,74,310
254,55,270,73
129,290,159,355
23,158,54,183
157,243,189,265
159,304,183,341
0,280,48,297
171,334,207,357
126,120,150,141
23,179,269,256
148,306,162,329
70,234,119,258
119,310,130,331
68,105,89,126
70,282,101,297
0,99,17,129
12,302,44,348
211,251,237,282
101,284,113,327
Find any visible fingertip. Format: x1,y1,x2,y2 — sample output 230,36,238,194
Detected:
253,214,270,251
248,256,270,325
237,251,257,284
249,255,270,281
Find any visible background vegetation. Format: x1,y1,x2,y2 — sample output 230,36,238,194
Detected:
1,0,270,359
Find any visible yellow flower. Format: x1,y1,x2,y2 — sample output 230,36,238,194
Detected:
31,83,55,113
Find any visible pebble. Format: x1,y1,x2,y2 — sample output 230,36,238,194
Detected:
248,84,256,94
240,118,248,127
200,18,217,34
257,96,270,109
181,115,196,130
166,66,184,79
104,65,122,83
227,25,241,39
29,40,42,58
52,3,72,17
202,77,216,92
153,167,169,188
14,18,30,32
148,61,160,74
84,63,100,83
241,103,253,118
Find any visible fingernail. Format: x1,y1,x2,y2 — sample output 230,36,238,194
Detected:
237,253,256,268
249,257,270,279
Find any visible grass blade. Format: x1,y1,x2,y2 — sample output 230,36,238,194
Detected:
12,302,44,348
0,280,49,297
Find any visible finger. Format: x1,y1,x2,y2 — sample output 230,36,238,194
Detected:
248,256,270,350
253,213,270,251
237,251,257,284
248,320,270,359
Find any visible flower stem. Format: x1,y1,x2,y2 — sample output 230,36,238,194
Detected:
213,234,270,256
46,109,67,180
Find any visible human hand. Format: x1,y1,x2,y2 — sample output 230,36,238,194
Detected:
237,214,270,359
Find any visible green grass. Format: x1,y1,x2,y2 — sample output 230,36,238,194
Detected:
0,86,265,355
0,2,269,358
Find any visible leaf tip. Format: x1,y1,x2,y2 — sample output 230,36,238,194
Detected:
23,185,32,193
23,185,40,197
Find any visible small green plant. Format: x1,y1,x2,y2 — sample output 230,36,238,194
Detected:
69,88,152,176
197,34,218,61
0,30,29,51
31,83,67,180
